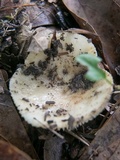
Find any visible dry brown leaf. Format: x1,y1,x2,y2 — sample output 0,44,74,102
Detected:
63,0,120,84
23,3,56,28
0,140,32,160
0,0,34,18
62,1,95,33
79,107,120,160
0,70,39,159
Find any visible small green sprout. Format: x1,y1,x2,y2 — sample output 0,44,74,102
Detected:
76,54,111,84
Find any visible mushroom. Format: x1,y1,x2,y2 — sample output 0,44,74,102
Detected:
9,29,113,130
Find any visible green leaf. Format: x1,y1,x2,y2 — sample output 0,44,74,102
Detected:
76,54,106,82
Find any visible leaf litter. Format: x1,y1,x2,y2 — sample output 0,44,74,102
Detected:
0,0,120,160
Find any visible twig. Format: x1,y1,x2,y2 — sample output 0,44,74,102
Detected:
0,3,35,12
65,130,90,146
113,0,120,7
113,91,120,94
34,118,64,139
0,134,9,143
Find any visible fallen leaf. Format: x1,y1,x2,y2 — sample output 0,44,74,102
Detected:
0,140,32,160
79,106,120,160
0,70,39,159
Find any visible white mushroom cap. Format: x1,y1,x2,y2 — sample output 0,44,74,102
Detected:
9,30,113,130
